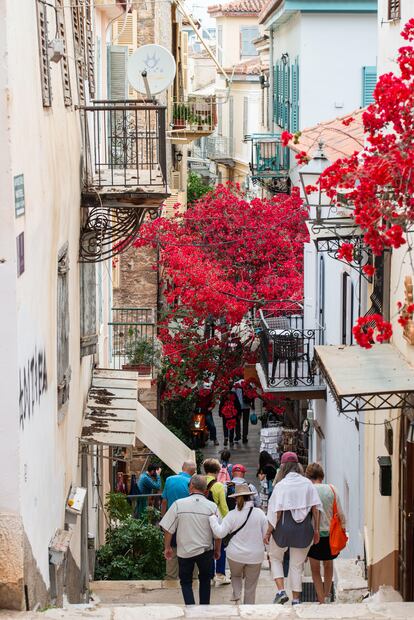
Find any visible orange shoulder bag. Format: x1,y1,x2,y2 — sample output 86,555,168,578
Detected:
329,484,348,555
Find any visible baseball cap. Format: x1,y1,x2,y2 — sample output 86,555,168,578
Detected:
281,451,298,464
232,464,246,474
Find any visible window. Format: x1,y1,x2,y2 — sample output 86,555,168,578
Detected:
217,26,223,65
388,0,400,19
56,0,72,106
80,262,98,357
240,27,259,57
362,66,377,106
57,245,70,409
243,96,249,138
35,0,52,107
341,272,354,345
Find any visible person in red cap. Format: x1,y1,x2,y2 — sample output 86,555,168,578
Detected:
263,452,322,606
231,464,261,507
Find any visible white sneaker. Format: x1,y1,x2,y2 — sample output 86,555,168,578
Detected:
215,573,231,585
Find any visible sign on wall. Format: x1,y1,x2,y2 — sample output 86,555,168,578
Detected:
14,174,25,217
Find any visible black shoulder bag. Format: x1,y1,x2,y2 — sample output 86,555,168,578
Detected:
223,507,253,548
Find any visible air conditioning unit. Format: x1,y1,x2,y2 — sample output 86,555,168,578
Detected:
170,171,181,191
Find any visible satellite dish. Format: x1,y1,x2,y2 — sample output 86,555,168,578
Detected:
128,44,176,96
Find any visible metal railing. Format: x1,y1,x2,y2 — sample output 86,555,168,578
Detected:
172,96,217,133
109,307,156,370
205,134,234,161
258,311,324,389
246,133,289,178
82,100,167,191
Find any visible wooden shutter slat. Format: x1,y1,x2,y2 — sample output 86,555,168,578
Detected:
108,46,128,100
36,0,52,107
56,0,72,106
80,262,98,357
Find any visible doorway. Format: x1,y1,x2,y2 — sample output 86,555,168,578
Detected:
399,411,414,600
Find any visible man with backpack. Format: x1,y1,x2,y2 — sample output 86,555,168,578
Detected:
230,464,261,508
203,458,230,585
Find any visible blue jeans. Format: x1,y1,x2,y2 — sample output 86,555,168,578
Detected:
178,549,213,605
215,541,226,574
205,412,217,441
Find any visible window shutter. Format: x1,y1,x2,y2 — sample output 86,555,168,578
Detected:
278,61,283,126
291,58,299,132
388,0,400,20
228,96,234,157
240,27,259,57
108,45,128,100
57,246,70,407
80,262,98,357
181,31,189,96
217,26,223,65
243,96,249,138
35,0,52,107
72,1,86,104
56,0,72,106
85,12,95,99
273,64,278,124
362,66,377,106
283,63,290,130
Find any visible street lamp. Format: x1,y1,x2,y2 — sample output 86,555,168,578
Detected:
407,420,414,444
298,141,331,221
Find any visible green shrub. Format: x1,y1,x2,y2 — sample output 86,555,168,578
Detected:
187,171,213,205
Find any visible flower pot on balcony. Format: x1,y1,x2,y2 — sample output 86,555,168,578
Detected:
173,118,186,130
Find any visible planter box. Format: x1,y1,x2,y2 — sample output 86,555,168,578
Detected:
122,364,152,375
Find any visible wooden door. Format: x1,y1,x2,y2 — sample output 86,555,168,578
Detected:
399,411,414,600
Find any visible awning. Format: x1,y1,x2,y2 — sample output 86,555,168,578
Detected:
314,344,414,413
135,402,195,474
81,368,195,473
81,368,139,446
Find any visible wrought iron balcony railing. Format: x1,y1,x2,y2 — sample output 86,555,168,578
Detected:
171,96,217,136
205,134,234,164
258,311,324,390
82,100,168,193
109,307,156,371
246,133,289,178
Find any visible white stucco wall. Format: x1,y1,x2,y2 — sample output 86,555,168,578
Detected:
216,14,261,69
0,2,113,599
377,0,414,75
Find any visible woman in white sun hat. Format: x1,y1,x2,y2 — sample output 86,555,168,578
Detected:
209,483,267,605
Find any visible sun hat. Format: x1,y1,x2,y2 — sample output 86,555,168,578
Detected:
281,451,299,464
228,483,254,498
232,464,246,474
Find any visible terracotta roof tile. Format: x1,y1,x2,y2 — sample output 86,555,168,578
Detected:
208,1,265,17
225,57,262,74
289,108,366,162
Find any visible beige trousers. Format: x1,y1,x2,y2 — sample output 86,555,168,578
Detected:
268,537,311,593
228,558,262,604
165,547,179,580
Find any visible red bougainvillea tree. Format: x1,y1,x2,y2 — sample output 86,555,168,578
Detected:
294,20,414,347
134,184,308,406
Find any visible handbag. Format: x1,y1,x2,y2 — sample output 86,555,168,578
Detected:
250,411,258,425
272,510,314,549
223,507,253,548
329,485,348,555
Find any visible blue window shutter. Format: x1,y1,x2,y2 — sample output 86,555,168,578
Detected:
278,61,283,126
240,27,259,57
283,63,290,130
291,59,299,132
362,66,377,106
273,64,278,123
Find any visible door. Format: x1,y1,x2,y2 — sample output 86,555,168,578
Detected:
399,410,414,600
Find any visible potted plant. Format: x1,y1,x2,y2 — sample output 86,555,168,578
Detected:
123,338,156,374
173,103,188,129
202,114,212,131
189,113,198,131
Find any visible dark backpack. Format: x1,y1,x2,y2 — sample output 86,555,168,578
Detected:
206,478,217,502
225,482,236,511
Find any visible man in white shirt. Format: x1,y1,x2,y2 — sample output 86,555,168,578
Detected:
160,474,221,605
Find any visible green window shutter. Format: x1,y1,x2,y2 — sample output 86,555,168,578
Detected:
240,27,259,57
108,45,128,100
362,66,377,106
291,59,299,132
273,64,278,124
278,61,283,126
282,63,290,130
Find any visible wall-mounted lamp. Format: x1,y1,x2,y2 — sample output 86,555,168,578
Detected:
173,147,183,170
281,53,289,65
407,420,414,444
259,74,269,89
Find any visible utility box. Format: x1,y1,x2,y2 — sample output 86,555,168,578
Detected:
377,456,392,496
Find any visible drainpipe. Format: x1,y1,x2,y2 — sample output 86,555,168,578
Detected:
269,27,274,133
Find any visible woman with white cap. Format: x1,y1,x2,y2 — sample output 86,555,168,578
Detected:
264,452,322,606
209,483,268,605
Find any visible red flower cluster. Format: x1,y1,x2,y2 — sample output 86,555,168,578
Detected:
352,314,393,349
337,242,354,263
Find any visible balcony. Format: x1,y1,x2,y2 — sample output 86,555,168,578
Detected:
256,311,325,398
205,134,235,166
170,96,217,144
80,101,168,262
108,308,156,376
246,134,290,194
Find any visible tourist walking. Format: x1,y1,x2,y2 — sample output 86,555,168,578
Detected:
305,462,347,603
219,389,242,446
209,484,268,604
231,464,261,507
257,450,278,497
135,463,161,517
161,460,197,580
217,449,233,482
204,458,230,585
233,378,255,443
160,474,221,605
264,452,322,606
198,381,219,446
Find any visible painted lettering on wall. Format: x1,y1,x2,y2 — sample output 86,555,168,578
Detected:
19,347,48,429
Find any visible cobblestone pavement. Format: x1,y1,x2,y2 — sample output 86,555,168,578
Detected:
1,602,414,620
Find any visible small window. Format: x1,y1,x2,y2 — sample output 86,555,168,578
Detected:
388,0,400,20
240,27,259,58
